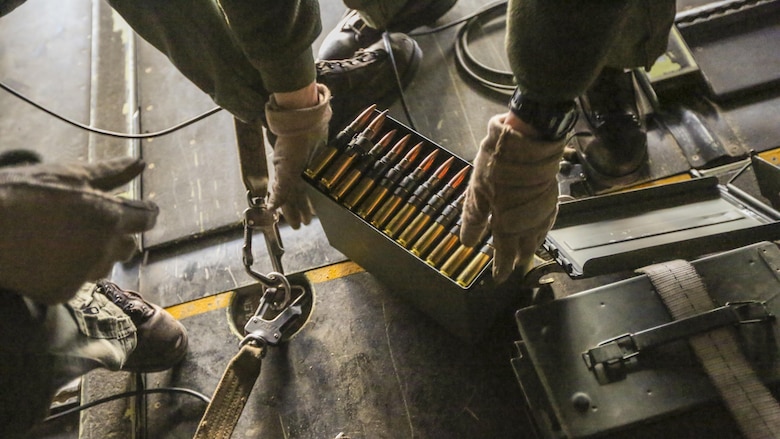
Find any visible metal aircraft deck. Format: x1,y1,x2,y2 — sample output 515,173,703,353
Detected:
1,0,779,438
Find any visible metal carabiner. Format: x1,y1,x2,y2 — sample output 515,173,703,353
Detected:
240,277,303,347
242,192,292,310
243,193,285,271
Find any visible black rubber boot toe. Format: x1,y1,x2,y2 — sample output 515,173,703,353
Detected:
575,68,648,182
317,32,422,135
317,0,457,60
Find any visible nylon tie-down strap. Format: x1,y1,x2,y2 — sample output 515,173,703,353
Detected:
234,117,270,200
192,118,272,439
193,343,266,439
638,260,780,439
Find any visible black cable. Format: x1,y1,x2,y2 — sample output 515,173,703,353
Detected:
459,4,510,77
409,0,515,95
453,2,515,94
0,80,222,139
382,31,417,131
1,2,512,138
378,0,514,128
43,387,211,422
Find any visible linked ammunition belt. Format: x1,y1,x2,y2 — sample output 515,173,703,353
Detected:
305,106,494,287
639,260,780,439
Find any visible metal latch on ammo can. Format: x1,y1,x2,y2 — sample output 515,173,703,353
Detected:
582,301,775,381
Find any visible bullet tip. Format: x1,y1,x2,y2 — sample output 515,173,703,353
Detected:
419,149,440,171
390,134,412,154
435,156,456,179
450,165,470,189
366,109,389,131
377,129,397,147
405,141,425,162
352,104,379,129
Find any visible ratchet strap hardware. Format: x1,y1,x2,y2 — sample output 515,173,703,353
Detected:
640,260,780,439
240,280,303,348
194,117,302,439
584,300,774,371
582,260,780,438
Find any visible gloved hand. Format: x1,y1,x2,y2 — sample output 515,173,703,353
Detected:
460,115,565,284
265,83,332,229
0,154,158,305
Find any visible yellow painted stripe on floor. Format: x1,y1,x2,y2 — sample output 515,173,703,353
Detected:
165,291,233,320
305,261,364,283
164,261,364,320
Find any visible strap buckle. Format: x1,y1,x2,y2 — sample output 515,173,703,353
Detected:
583,300,774,374
240,279,304,348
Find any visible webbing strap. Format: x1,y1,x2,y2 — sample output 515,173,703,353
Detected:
193,343,266,439
234,117,270,200
638,260,780,439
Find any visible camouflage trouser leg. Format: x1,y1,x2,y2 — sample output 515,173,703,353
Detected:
0,284,136,438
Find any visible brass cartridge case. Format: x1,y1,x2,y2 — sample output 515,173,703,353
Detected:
455,237,494,287
397,211,433,248
370,149,439,228
391,164,467,242
369,191,403,229
337,133,411,204
356,141,423,219
384,157,455,237
384,203,419,238
410,192,465,257
319,111,389,189
425,218,462,268
439,243,478,278
357,185,391,220
305,104,376,179
411,221,446,257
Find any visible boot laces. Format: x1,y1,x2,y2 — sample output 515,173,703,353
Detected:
317,50,383,75
98,281,152,322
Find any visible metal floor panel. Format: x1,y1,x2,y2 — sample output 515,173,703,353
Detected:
139,270,533,438
0,0,93,163
137,219,346,309
134,38,246,249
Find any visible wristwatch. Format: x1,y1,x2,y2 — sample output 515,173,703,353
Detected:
508,88,577,140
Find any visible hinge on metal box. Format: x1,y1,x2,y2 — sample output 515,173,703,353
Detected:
582,300,774,379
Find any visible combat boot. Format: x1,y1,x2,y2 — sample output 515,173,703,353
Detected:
95,280,188,373
317,32,421,134
574,68,648,182
318,0,457,60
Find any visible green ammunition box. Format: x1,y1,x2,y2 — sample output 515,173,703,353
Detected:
513,241,780,438
305,111,520,341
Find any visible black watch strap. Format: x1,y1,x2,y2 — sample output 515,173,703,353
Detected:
509,88,577,140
